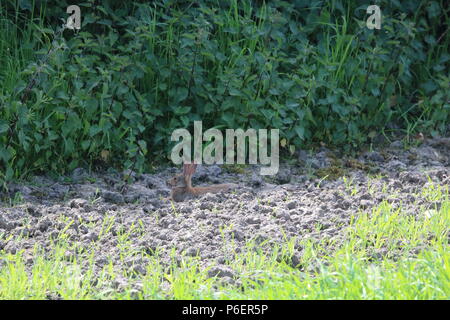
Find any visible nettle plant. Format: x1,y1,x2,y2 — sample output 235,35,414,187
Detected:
0,0,448,182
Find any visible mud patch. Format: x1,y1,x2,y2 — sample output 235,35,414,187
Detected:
0,137,448,281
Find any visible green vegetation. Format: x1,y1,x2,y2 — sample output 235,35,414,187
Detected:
1,182,448,299
0,0,449,182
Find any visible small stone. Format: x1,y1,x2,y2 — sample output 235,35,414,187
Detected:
216,257,226,264
83,232,98,242
195,165,222,180
186,247,200,257
200,202,213,210
220,276,235,286
360,200,372,209
337,199,351,210
0,216,12,230
359,193,372,201
96,257,108,267
390,141,403,149
102,191,125,204
310,159,321,169
64,251,74,260
207,266,235,278
286,201,297,210
251,173,263,187
124,194,139,203
196,212,207,219
386,160,406,171
49,230,59,240
365,151,384,162
413,146,442,162
24,253,34,265
26,205,41,217
275,210,290,220
132,265,147,275
37,218,52,232
276,168,292,184
245,217,260,225
229,229,245,241
4,242,17,254
69,198,87,208
291,253,301,267
72,168,89,182
113,276,129,290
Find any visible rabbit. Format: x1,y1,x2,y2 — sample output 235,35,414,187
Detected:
166,163,237,202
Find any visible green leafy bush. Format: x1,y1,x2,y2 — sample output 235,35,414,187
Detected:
0,0,449,180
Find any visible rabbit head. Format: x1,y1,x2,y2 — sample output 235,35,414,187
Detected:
166,163,197,188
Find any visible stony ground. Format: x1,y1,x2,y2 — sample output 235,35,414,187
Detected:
0,137,449,282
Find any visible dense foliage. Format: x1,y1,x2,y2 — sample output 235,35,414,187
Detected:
0,0,448,180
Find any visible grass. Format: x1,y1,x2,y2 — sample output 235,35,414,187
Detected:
0,183,448,299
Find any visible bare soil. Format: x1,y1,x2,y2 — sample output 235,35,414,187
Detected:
0,138,448,281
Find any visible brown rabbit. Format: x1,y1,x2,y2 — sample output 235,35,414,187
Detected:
167,163,237,202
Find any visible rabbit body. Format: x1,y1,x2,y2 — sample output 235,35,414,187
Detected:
167,164,237,202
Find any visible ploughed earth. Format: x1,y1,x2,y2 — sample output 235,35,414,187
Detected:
0,137,449,286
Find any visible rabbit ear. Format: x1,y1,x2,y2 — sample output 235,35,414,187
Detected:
183,163,189,175
183,163,197,176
